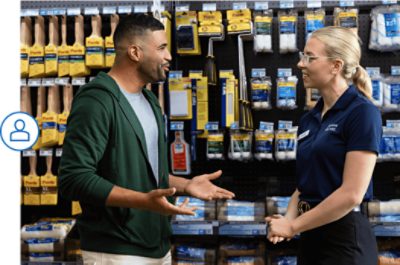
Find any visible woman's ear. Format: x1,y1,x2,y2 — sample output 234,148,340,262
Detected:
331,58,344,75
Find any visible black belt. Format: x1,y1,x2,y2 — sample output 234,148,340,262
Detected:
297,200,361,215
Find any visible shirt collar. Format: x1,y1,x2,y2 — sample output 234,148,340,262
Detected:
310,85,359,118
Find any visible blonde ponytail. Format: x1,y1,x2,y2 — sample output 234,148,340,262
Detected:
352,66,372,100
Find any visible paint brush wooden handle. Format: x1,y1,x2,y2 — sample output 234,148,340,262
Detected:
34,15,45,46
91,15,102,37
61,15,67,46
110,14,119,37
48,16,59,46
21,17,32,46
63,84,73,113
75,15,84,45
37,86,46,117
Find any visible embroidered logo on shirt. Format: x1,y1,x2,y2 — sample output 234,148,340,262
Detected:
325,124,338,132
298,130,310,141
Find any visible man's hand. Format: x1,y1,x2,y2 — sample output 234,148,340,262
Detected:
140,187,197,216
184,170,235,201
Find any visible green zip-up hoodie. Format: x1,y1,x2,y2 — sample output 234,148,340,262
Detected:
58,72,172,258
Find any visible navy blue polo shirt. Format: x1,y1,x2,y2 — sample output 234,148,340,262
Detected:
297,85,382,202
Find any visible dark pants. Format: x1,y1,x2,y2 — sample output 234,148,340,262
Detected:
298,211,378,265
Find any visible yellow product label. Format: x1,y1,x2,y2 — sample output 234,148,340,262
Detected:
40,191,58,205
306,14,324,21
176,11,198,25
41,112,58,147
24,193,41,205
199,24,222,35
57,45,70,77
58,112,69,145
220,70,235,79
21,45,30,77
195,78,208,101
197,101,208,137
24,175,40,187
40,174,57,187
86,37,105,68
232,134,251,141
256,133,274,141
276,132,296,140
72,201,82,215
198,11,222,23
227,9,252,21
255,16,272,23
70,43,89,77
208,134,223,142
29,44,45,78
32,117,42,150
252,83,269,90
189,72,203,79
228,22,251,33
338,11,357,18
278,81,296,87
280,16,297,23
105,36,115,68
45,44,58,76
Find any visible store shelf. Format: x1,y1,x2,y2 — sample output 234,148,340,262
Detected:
372,222,400,237
219,221,267,236
171,220,219,235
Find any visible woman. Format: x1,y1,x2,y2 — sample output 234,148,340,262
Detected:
266,26,382,265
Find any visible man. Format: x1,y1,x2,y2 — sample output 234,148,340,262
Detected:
59,14,234,265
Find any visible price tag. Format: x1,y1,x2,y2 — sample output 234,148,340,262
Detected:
21,9,39,17
382,0,397,4
251,68,266,78
366,67,381,77
21,79,27,87
255,2,269,10
278,120,293,130
176,5,190,12
169,71,183,79
134,5,148,13
40,148,53,157
67,8,81,16
280,0,294,9
233,2,247,10
277,68,292,78
391,66,400,76
230,122,239,130
53,9,66,16
307,0,322,8
42,78,55,87
84,7,100,15
170,121,184,131
72,77,86,86
102,6,117,15
22,149,36,157
259,122,274,131
118,6,132,14
202,3,217,11
340,0,355,7
28,79,42,87
55,77,70,86
55,148,63,157
205,122,219,131
39,8,54,16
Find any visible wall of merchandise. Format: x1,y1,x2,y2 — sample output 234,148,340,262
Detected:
20,0,400,264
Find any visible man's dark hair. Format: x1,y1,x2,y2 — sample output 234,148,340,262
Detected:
113,13,164,49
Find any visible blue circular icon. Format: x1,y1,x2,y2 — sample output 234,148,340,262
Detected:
0,112,39,151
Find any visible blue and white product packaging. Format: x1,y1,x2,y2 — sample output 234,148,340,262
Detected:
173,244,216,263
379,126,400,162
219,241,266,265
174,196,216,221
27,253,56,262
369,5,400,52
276,76,298,110
21,222,72,240
272,256,297,265
229,128,253,161
383,75,400,111
254,9,273,53
23,238,61,253
367,199,400,217
278,10,298,54
217,200,266,222
367,67,384,107
304,9,325,41
334,7,358,35
224,256,265,265
275,126,298,162
266,196,291,215
206,131,224,160
251,69,272,110
254,125,274,161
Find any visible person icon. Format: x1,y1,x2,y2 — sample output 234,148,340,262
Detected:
10,119,30,142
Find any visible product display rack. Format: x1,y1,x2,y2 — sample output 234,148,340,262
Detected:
20,0,400,264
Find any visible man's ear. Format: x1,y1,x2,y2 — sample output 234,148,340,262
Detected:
127,45,142,62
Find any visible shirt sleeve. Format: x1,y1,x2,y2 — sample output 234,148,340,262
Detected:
58,92,115,206
344,103,382,155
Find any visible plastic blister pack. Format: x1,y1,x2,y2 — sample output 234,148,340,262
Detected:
254,9,273,53
278,10,298,54
369,5,400,52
